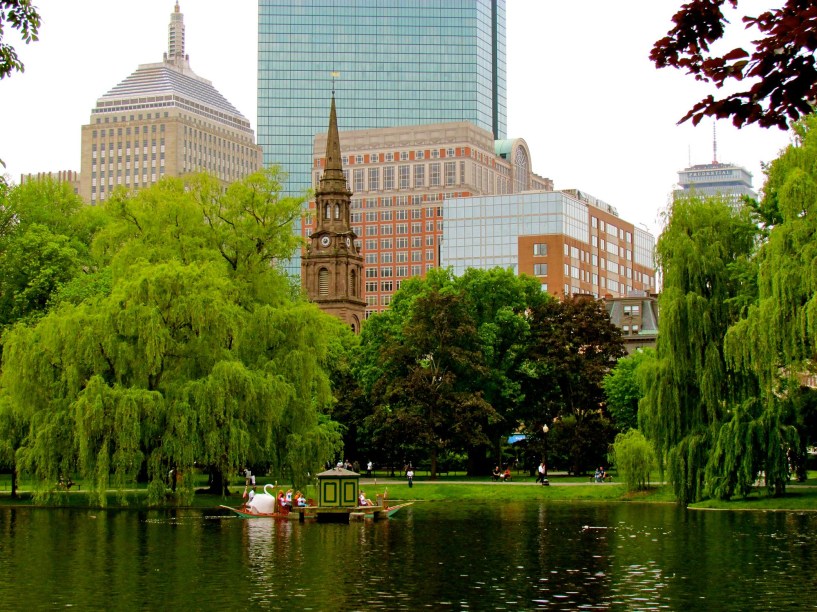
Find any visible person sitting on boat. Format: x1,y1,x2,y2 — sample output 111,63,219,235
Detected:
295,492,307,507
358,491,373,506
277,490,288,511
247,486,256,504
285,489,293,507
491,466,501,481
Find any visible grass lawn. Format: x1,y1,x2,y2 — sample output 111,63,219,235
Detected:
2,471,815,510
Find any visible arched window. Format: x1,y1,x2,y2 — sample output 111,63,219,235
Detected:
319,268,329,296
514,145,530,193
334,204,340,219
324,203,330,219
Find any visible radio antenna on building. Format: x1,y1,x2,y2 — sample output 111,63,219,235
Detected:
713,121,718,164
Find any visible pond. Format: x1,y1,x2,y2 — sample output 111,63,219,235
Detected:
0,501,814,610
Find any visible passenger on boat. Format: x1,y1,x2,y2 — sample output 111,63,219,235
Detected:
285,489,293,506
295,492,307,507
358,491,373,506
277,490,288,511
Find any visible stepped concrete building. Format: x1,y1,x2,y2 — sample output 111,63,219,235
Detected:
80,2,261,204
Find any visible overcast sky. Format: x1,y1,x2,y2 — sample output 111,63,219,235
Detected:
2,1,793,237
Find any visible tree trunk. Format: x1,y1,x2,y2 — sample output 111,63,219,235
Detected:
10,463,17,499
205,468,230,496
430,448,438,480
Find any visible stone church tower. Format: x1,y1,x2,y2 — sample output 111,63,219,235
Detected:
302,96,365,333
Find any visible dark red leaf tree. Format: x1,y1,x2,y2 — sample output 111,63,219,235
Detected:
652,0,817,129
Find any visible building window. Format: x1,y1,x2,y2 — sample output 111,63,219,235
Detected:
445,162,456,186
430,163,441,187
534,263,548,276
354,169,364,192
414,165,425,188
369,168,380,191
533,243,548,256
399,165,410,189
384,167,395,190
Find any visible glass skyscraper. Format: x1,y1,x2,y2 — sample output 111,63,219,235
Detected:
257,0,507,194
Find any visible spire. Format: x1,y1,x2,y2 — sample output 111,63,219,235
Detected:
167,1,188,69
318,94,350,195
325,95,343,176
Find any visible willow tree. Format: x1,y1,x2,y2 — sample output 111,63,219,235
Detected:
640,195,763,503
723,117,817,493
1,170,343,504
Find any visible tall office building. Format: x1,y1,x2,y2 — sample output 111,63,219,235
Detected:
675,161,756,204
258,0,507,195
80,3,262,204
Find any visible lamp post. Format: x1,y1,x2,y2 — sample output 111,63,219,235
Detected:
542,424,549,478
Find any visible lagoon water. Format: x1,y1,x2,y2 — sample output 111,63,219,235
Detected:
0,501,815,610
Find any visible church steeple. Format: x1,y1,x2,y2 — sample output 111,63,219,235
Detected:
301,96,365,333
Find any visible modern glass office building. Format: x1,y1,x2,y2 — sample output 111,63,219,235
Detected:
258,0,507,194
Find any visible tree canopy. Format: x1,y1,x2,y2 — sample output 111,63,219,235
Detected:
354,269,623,476
0,171,344,504
653,1,817,129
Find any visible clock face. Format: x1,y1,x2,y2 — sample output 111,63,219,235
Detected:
345,236,351,247
320,235,331,247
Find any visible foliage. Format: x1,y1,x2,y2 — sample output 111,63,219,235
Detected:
0,171,344,504
549,412,616,476
364,269,497,477
603,348,655,432
526,295,625,473
452,268,551,472
652,0,817,128
0,179,102,330
0,0,39,79
611,429,656,491
639,194,763,503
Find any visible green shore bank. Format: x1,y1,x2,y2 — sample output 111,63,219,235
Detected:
3,471,817,511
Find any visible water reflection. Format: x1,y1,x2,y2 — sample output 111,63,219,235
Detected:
0,503,815,609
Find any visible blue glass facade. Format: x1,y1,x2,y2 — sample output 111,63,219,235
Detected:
257,0,507,195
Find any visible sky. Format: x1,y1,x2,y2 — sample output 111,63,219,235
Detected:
1,1,794,238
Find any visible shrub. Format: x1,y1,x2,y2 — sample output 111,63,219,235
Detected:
611,429,656,491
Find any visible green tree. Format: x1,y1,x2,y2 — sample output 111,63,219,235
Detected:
527,295,625,474
361,269,496,478
455,267,551,473
639,194,790,503
611,428,656,492
603,348,655,432
0,171,343,504
0,178,103,329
